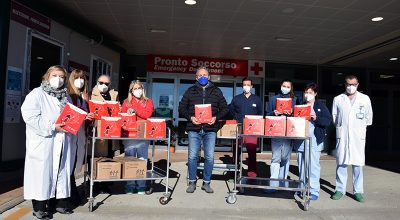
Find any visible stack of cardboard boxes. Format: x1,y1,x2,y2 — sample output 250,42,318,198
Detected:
94,157,147,180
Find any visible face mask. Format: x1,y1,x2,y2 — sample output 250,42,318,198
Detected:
304,94,315,102
243,86,251,94
133,89,143,98
98,84,109,93
281,86,290,95
197,76,209,86
346,85,357,94
49,76,64,89
74,78,84,89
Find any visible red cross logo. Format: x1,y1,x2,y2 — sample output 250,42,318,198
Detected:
250,62,263,75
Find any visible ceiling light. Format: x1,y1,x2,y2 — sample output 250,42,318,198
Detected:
149,29,167,33
36,56,44,60
275,37,293,42
389,57,398,61
337,72,343,75
282,8,295,14
380,74,394,79
371,17,383,22
243,46,251,50
185,0,197,5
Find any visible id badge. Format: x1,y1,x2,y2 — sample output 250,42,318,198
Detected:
356,113,364,119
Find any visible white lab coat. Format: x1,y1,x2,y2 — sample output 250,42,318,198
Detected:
332,92,373,166
68,96,88,176
21,87,72,200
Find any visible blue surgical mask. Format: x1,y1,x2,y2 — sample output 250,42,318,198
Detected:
197,76,209,86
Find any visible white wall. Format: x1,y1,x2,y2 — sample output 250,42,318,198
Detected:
3,17,121,161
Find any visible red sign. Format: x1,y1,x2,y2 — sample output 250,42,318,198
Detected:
147,55,248,76
11,1,51,35
68,60,90,73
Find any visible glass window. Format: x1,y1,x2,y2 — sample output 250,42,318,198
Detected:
151,79,174,118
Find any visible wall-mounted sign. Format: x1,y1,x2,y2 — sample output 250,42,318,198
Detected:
6,66,23,95
11,1,51,35
68,60,90,73
147,55,249,76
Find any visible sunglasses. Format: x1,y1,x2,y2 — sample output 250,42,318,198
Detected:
98,81,110,86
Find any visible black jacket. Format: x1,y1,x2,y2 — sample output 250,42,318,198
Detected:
179,82,229,132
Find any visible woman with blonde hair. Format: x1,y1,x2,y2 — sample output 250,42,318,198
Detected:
66,69,93,206
121,80,154,194
21,65,74,218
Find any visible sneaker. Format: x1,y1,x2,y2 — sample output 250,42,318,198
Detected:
263,189,277,194
330,191,343,200
186,182,196,193
310,194,318,201
32,211,51,220
247,171,257,177
125,186,136,194
137,187,146,195
354,193,365,203
201,182,214,193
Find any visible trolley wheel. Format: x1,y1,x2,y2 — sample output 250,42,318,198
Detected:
303,199,310,211
226,194,237,204
159,196,169,205
145,187,153,195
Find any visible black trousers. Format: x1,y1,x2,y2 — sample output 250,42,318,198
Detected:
32,198,68,212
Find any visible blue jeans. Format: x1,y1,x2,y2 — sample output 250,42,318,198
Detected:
270,139,292,187
335,165,364,194
188,130,216,183
123,140,149,189
296,138,323,196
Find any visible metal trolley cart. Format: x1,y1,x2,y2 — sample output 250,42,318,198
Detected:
226,134,312,211
87,127,172,211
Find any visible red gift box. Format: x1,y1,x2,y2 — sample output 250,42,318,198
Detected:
99,117,122,138
195,104,212,124
137,118,166,139
264,116,286,137
89,100,108,120
106,101,120,117
225,120,238,124
121,130,138,138
276,98,292,114
56,103,87,135
286,117,308,137
294,104,311,120
118,113,137,132
243,115,264,135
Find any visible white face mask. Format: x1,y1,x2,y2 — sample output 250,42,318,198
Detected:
133,89,143,98
243,86,251,94
74,78,84,89
98,84,109,93
304,94,315,102
281,86,291,95
346,85,357,94
49,76,64,89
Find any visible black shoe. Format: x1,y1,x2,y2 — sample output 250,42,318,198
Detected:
55,208,74,214
33,211,51,219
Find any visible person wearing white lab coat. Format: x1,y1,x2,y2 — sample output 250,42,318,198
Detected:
21,65,74,219
331,75,373,203
67,69,93,206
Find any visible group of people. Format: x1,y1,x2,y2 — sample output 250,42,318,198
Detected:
21,65,153,219
21,65,373,219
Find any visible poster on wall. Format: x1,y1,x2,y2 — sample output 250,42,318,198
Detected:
6,66,23,95
159,95,169,108
5,94,22,123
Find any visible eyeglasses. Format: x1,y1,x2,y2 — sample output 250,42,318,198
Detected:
98,81,110,86
346,83,359,86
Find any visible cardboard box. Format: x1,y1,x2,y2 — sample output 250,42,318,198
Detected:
286,117,309,137
276,98,292,114
89,100,108,120
119,113,137,132
218,120,238,137
113,156,147,179
264,116,286,136
95,158,121,180
56,103,87,135
99,117,122,138
106,101,120,117
243,115,264,135
137,118,166,139
293,104,311,120
195,104,212,124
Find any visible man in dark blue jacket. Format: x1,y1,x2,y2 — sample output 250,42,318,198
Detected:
179,67,229,194
229,78,262,177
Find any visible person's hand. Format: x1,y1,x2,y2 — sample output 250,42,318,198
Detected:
208,117,217,125
85,113,94,121
55,123,67,133
127,108,136,115
191,116,200,125
310,112,317,121
274,110,280,116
